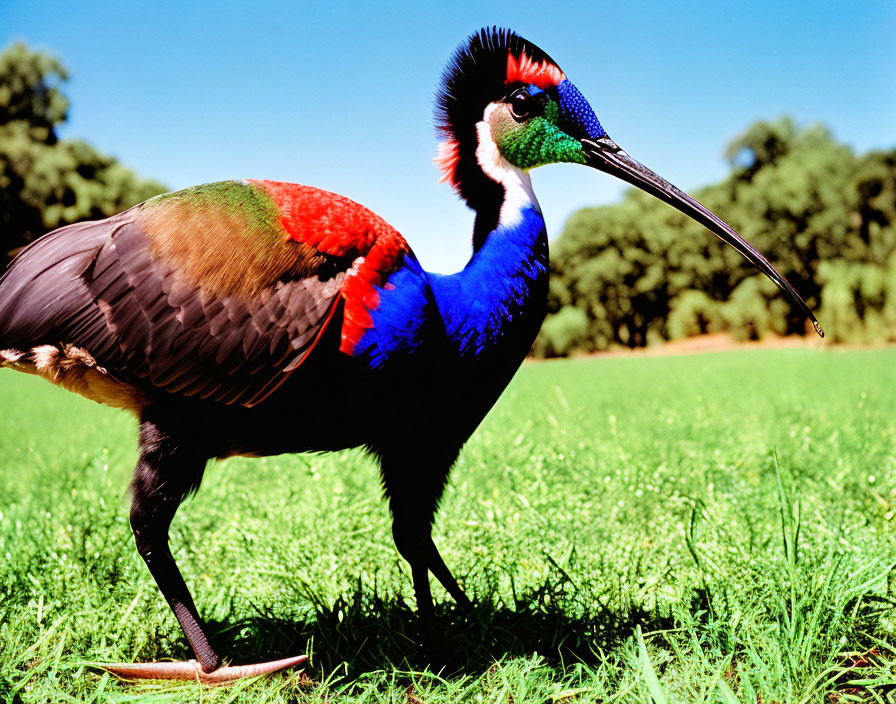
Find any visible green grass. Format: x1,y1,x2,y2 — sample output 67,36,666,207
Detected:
1,348,895,703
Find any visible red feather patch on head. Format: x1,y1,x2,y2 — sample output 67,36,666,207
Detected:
506,52,565,89
434,139,461,191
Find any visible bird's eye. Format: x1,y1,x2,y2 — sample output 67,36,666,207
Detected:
508,88,534,121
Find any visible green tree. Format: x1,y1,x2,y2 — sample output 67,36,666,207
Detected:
0,43,165,259
533,305,590,357
541,116,896,355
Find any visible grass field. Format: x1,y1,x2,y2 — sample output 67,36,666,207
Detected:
1,347,895,703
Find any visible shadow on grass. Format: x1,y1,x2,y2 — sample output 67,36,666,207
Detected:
195,584,689,679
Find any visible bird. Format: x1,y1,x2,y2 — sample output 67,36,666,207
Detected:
0,28,822,681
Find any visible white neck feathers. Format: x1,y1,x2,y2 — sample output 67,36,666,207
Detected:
474,104,541,228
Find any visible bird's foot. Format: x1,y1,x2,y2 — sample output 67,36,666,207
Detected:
100,654,307,684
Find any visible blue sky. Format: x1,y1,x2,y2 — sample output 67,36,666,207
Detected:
3,1,895,273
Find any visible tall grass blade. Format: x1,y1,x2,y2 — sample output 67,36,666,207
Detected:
636,626,668,704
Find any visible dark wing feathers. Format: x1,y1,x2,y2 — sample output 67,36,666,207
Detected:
0,210,347,407
0,221,104,342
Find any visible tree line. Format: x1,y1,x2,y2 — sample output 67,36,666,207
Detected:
535,117,896,355
1,43,165,261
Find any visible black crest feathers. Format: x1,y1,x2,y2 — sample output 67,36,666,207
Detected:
435,28,558,144
434,29,560,236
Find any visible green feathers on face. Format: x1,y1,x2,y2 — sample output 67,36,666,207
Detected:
492,98,586,170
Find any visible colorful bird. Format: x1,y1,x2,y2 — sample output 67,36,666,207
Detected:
0,28,821,681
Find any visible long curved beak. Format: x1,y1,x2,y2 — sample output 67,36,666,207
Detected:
582,136,823,338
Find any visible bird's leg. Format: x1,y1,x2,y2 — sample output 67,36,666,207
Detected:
384,452,472,657
101,419,309,683
391,508,438,652
391,511,473,660
127,421,219,671
424,539,473,611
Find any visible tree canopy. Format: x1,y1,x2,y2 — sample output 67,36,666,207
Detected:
0,43,165,260
536,117,896,355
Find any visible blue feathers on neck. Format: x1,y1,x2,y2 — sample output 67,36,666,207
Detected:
351,201,549,369
430,205,549,358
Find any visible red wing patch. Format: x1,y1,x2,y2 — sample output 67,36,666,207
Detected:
249,180,410,355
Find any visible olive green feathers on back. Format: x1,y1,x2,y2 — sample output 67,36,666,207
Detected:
148,181,282,240
140,181,328,299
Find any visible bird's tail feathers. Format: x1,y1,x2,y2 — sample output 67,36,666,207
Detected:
0,219,109,350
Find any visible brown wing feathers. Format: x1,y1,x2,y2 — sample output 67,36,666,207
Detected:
0,197,347,408
141,195,329,299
